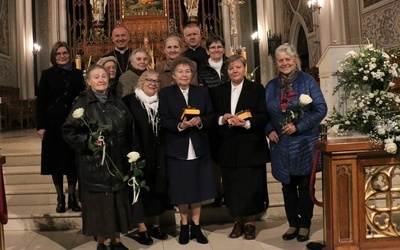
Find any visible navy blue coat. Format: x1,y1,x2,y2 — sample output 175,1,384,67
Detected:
265,71,327,184
159,84,215,159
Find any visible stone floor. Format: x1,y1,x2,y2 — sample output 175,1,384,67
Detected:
0,129,325,250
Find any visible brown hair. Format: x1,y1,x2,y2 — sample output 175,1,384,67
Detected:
50,41,72,66
170,56,196,73
225,55,247,68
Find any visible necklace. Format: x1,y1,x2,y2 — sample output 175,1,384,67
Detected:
113,50,131,74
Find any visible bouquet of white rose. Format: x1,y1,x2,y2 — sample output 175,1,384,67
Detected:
280,94,313,127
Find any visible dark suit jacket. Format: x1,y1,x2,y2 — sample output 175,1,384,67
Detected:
211,79,270,168
159,84,215,159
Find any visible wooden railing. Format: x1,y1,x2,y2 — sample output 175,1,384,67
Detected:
315,136,400,250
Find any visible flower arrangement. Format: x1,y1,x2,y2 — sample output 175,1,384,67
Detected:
281,94,313,126
72,108,125,179
126,151,149,204
326,43,400,155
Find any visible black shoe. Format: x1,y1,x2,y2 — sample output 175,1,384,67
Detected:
282,227,299,241
150,226,168,240
110,242,129,250
136,231,153,245
96,243,107,250
297,228,310,242
56,194,66,213
68,194,81,212
190,222,208,244
179,222,189,245
306,242,325,250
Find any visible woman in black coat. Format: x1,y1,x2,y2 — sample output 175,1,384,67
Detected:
212,55,269,240
36,41,85,213
62,64,134,250
123,69,168,245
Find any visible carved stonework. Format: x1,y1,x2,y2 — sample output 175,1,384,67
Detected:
0,60,11,87
308,36,319,67
361,1,400,49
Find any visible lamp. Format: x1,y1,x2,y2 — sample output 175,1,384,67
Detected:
267,31,281,57
308,0,321,14
32,43,41,54
251,31,260,42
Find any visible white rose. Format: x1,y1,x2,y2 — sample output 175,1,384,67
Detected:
127,151,141,163
377,128,386,135
389,82,395,87
384,142,397,154
299,94,313,105
363,76,368,81
72,108,84,119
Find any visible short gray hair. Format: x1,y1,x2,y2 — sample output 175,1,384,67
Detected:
275,43,302,71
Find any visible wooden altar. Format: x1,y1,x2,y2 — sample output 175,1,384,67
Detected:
315,136,400,250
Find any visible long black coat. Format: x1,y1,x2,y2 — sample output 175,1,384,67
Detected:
212,79,270,168
36,66,85,175
123,94,167,195
62,89,135,192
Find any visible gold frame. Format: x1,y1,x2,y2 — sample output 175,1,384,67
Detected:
122,0,167,19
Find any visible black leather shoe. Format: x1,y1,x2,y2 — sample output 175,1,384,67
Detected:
150,226,168,240
229,222,244,238
110,242,129,250
190,222,208,244
137,231,153,245
213,197,223,207
68,194,81,212
56,194,66,213
282,227,299,241
306,242,325,250
297,228,310,242
97,243,107,250
243,224,256,240
179,222,189,245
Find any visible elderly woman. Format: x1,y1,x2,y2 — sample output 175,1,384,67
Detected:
96,56,118,95
118,48,150,97
265,44,327,242
212,55,269,240
156,36,197,88
36,41,85,213
123,69,168,245
159,56,216,245
62,64,134,250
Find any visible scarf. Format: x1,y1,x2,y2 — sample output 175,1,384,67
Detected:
129,64,146,76
58,63,73,71
134,88,159,137
93,90,108,103
279,69,299,103
209,58,223,77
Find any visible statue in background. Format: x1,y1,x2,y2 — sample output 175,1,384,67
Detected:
184,0,199,22
90,0,107,23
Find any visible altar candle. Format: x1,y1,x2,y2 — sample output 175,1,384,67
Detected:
75,55,82,70
241,49,247,60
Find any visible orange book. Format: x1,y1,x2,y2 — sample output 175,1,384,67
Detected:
227,109,252,125
180,107,200,121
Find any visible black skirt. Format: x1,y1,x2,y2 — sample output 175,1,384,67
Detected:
221,164,269,217
166,154,217,204
81,188,134,238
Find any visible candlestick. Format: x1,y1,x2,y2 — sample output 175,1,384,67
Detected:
75,55,82,70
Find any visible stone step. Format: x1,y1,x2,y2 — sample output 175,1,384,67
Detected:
1,153,41,166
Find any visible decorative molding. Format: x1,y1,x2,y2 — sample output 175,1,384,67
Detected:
0,59,11,87
361,0,400,48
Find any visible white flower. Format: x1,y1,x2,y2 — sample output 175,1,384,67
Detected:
363,76,368,81
384,142,397,154
72,108,84,119
127,151,141,163
377,128,386,135
337,67,344,73
371,57,376,62
299,94,313,105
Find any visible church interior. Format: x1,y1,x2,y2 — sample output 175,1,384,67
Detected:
1,0,400,249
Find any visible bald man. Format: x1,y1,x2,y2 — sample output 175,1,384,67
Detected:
103,26,132,81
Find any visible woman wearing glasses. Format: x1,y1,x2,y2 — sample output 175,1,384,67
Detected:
36,41,85,213
123,69,169,245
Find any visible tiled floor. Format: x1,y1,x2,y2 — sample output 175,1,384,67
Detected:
1,129,325,250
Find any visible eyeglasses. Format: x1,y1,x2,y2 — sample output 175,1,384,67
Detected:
145,78,161,84
105,66,116,70
55,51,69,57
208,45,224,50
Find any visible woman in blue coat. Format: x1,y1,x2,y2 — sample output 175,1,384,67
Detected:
265,44,327,243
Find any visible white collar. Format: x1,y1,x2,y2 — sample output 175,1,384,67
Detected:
115,48,129,54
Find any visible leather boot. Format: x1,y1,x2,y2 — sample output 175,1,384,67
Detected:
68,194,81,212
56,194,66,213
190,221,208,244
178,222,189,245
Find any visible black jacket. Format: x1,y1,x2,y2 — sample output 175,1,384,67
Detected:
198,58,229,89
62,89,136,192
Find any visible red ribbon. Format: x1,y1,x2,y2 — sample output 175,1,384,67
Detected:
309,150,323,207
0,162,8,224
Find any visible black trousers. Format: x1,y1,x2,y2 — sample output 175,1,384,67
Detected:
282,175,314,228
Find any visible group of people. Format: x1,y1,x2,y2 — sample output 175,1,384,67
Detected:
36,23,327,250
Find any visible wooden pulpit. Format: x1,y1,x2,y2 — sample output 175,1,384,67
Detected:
315,136,400,250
